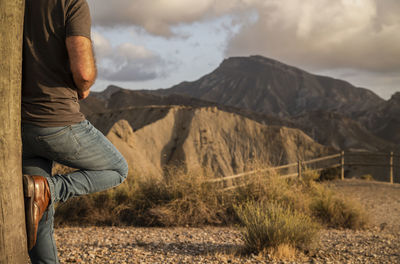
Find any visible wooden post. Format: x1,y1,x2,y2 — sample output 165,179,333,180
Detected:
341,151,345,180
0,0,28,262
298,160,302,179
390,152,394,184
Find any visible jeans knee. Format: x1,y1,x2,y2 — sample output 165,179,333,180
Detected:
117,157,129,183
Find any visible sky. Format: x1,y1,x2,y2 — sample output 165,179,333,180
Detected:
87,0,400,100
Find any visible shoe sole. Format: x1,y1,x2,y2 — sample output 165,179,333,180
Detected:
23,174,36,250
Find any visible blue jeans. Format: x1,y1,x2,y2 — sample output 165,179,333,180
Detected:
22,120,128,264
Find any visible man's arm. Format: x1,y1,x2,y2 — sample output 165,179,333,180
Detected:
66,36,96,100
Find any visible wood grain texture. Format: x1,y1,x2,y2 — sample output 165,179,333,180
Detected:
0,0,28,263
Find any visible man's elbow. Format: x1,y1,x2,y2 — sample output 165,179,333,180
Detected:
81,69,97,85
73,68,97,88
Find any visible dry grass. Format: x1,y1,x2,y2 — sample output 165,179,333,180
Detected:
234,201,320,254
54,163,369,232
55,167,228,226
265,244,297,261
52,162,372,260
360,174,374,181
146,167,227,226
310,184,369,229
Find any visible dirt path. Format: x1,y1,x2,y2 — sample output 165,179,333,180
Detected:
52,179,400,263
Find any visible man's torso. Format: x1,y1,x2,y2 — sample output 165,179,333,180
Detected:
22,0,91,127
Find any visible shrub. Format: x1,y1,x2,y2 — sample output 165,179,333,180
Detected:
234,201,320,254
301,169,320,186
318,167,340,181
147,167,226,226
55,167,228,227
360,174,374,181
232,170,312,216
54,163,368,232
310,186,369,229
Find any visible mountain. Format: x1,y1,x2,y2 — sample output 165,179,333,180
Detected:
100,106,328,179
79,95,107,115
101,86,218,109
375,93,400,143
152,56,384,118
290,111,394,152
80,54,399,174
88,85,294,127
353,92,400,144
82,88,329,178
143,55,397,150
83,85,396,152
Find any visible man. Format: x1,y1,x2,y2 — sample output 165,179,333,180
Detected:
22,0,128,263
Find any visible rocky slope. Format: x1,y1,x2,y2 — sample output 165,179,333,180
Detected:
79,55,399,178
83,83,396,152
354,92,400,144
153,56,384,117
145,55,398,149
291,111,395,152
86,106,327,179
91,86,292,128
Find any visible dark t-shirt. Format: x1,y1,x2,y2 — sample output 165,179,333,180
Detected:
22,0,91,127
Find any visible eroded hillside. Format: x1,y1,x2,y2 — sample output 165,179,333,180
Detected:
87,106,328,179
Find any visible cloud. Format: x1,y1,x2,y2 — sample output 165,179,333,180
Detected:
92,31,112,58
87,0,400,96
92,32,169,82
88,0,400,72
225,0,400,74
87,0,247,36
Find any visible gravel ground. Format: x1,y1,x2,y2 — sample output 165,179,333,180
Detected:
49,179,400,263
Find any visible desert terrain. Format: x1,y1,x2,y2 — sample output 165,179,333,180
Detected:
51,179,400,263
47,56,400,263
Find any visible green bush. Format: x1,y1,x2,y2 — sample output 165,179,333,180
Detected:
234,201,320,253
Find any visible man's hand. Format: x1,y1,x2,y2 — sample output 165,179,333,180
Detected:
78,89,90,100
66,36,96,96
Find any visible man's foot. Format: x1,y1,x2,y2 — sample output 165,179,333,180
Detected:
23,174,51,250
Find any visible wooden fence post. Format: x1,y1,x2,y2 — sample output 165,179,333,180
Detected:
0,0,28,262
390,152,394,184
341,151,345,180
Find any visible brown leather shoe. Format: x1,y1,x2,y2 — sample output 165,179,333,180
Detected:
23,174,51,250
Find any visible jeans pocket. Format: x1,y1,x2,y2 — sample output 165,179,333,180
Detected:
36,126,81,161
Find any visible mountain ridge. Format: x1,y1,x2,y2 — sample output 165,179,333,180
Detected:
85,86,396,152
80,55,399,177
103,106,329,179
152,56,385,118
84,54,398,151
